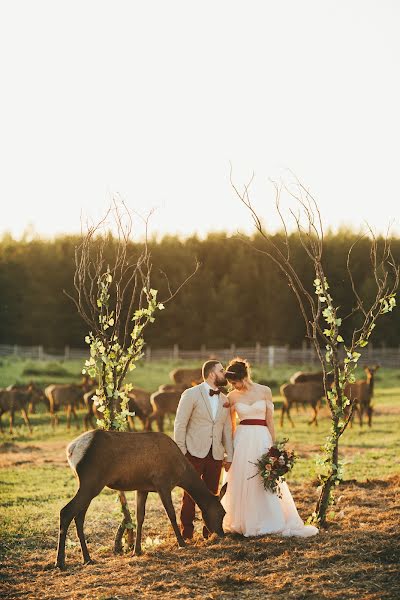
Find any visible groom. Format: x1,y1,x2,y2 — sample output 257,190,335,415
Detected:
174,360,233,539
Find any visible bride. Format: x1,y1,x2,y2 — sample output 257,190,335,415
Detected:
221,358,318,538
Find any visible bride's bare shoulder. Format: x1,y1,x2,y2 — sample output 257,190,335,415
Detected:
255,383,273,401
254,382,272,394
227,389,239,404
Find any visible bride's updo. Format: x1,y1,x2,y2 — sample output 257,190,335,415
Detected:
225,357,251,381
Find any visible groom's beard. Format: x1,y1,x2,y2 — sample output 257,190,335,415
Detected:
215,375,228,387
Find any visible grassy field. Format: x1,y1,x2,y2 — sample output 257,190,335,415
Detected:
0,358,399,599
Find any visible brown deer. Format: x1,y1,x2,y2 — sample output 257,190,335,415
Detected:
344,365,379,427
129,386,152,426
169,368,202,388
158,383,186,393
290,371,335,385
280,380,326,427
55,430,226,569
45,376,95,429
6,382,47,413
83,386,152,431
146,388,182,432
0,384,42,433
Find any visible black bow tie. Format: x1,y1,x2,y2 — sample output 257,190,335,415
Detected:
209,389,221,396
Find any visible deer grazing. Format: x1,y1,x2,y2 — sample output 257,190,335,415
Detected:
55,430,226,569
0,384,43,433
344,365,379,427
6,382,47,414
45,375,95,429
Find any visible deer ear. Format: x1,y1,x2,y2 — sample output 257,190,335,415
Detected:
219,482,227,500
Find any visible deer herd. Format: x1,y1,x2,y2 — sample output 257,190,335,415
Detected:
0,364,380,435
0,367,202,435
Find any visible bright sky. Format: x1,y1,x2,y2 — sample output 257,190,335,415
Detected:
1,1,399,240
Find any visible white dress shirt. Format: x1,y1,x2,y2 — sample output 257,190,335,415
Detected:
203,381,219,420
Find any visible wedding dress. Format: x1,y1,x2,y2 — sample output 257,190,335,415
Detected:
221,399,318,537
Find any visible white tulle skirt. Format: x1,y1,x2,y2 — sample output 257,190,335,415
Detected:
221,424,319,538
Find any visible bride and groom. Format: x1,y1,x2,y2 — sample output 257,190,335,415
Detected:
174,359,318,539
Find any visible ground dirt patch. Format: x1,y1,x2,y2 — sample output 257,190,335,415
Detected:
1,475,399,600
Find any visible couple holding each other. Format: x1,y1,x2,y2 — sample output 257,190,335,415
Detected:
174,358,319,539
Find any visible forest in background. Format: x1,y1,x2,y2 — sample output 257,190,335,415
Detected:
0,230,399,349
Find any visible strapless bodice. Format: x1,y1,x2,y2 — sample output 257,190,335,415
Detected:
235,399,270,421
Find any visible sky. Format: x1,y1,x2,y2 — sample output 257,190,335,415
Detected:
0,1,399,241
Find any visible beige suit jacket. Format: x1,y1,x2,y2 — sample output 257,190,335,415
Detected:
174,382,234,462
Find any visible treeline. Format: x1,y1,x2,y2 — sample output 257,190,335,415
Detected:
0,231,399,349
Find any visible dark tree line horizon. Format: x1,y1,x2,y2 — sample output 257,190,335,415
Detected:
0,230,399,349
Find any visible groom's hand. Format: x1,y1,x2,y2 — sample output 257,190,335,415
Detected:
223,460,232,472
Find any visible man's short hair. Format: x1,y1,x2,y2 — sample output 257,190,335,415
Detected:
202,360,221,380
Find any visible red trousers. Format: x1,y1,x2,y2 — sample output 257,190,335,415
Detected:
180,447,222,539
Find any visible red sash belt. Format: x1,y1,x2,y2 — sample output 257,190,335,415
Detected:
239,419,267,426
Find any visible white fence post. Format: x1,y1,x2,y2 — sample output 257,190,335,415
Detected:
38,345,44,360
64,345,70,360
173,344,179,359
268,345,275,368
255,342,261,364
145,346,152,361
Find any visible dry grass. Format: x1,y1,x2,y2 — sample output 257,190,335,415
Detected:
1,364,399,600
1,471,399,600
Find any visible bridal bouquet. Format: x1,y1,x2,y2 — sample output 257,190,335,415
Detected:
251,438,296,498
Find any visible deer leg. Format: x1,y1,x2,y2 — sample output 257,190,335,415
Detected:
145,414,154,432
0,409,4,434
308,401,318,426
367,405,373,427
72,406,80,430
56,490,94,569
66,405,72,431
157,488,186,549
157,414,164,433
287,404,295,428
74,504,93,564
280,405,285,428
9,409,15,434
21,407,32,433
50,405,57,429
132,491,148,556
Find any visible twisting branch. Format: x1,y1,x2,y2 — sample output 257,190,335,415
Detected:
232,171,399,526
63,199,199,553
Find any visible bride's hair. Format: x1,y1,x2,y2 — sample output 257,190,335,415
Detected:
225,357,251,381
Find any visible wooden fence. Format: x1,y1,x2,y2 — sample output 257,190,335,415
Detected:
0,343,399,368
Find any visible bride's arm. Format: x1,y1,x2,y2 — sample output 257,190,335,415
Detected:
227,392,237,435
264,387,276,443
